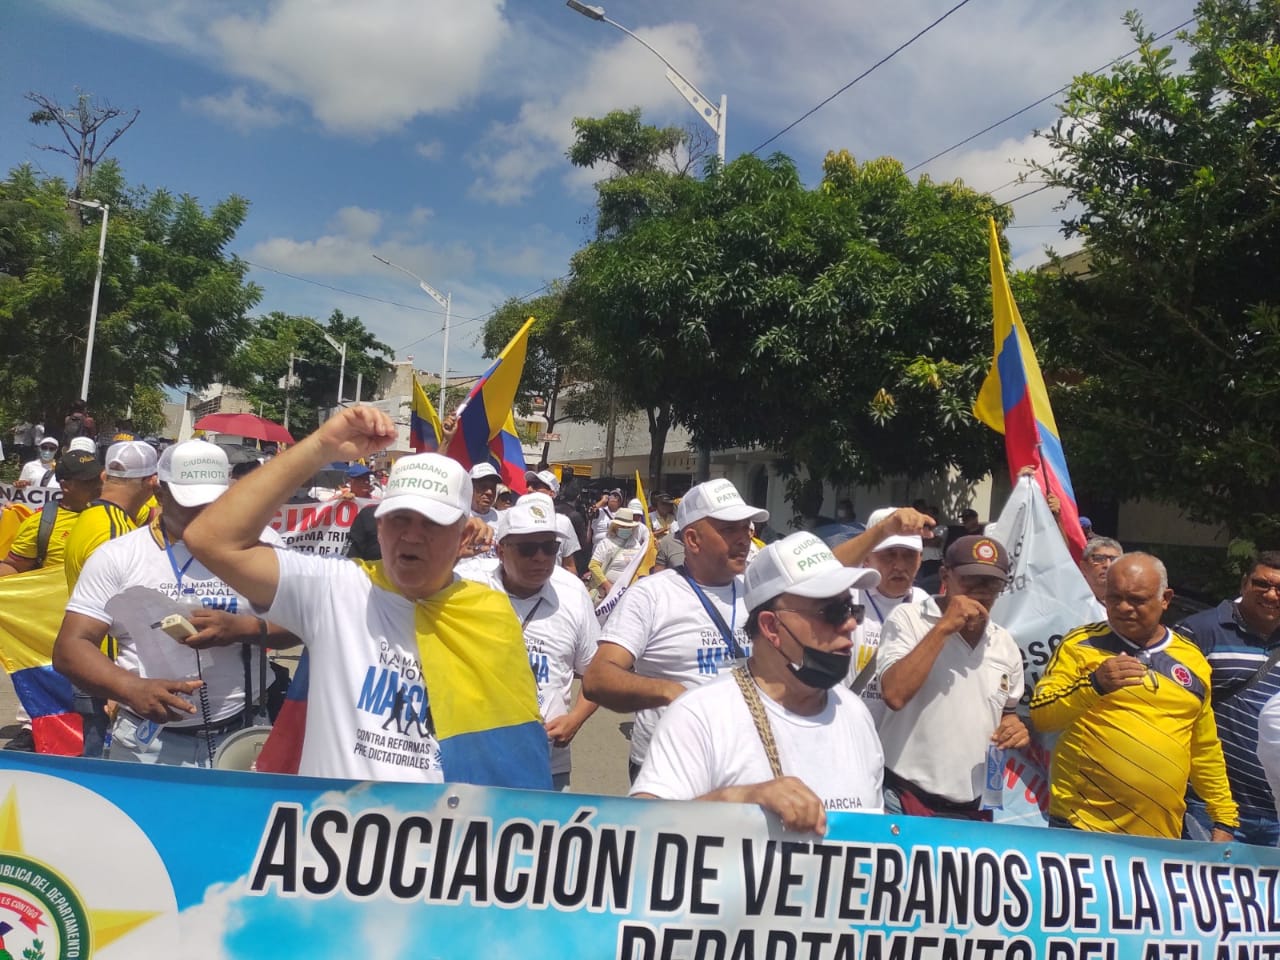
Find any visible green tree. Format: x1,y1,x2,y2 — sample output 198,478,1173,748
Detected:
0,160,261,434
571,148,1006,495
235,309,392,436
1029,0,1280,542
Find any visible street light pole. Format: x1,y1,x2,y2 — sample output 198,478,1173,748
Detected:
565,1,726,163
371,254,452,412
68,198,110,402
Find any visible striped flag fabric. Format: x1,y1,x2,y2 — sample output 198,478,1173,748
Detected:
410,374,444,453
445,317,535,495
253,649,308,775
973,218,1088,560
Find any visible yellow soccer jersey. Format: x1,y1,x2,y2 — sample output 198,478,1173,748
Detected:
5,506,80,568
1030,622,1238,838
63,499,138,590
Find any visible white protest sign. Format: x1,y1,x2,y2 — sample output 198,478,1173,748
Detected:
268,498,375,556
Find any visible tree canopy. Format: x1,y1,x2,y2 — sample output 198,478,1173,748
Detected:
1030,0,1280,542
0,160,261,433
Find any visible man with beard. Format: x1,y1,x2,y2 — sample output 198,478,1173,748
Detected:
876,535,1029,820
631,532,884,834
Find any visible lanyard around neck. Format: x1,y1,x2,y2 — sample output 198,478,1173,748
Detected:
162,529,196,594
677,566,743,659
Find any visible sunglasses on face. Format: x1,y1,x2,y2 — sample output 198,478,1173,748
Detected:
777,598,865,627
512,540,559,558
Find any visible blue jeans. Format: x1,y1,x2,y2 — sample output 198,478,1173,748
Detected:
1185,797,1280,846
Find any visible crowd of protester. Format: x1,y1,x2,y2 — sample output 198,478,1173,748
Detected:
4,404,1280,848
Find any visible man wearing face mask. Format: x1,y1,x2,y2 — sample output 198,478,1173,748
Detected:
631,533,884,834
15,437,62,490
876,535,1029,820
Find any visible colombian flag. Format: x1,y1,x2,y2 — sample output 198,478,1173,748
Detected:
445,317,534,494
0,564,81,754
410,374,444,453
974,218,1088,560
634,471,658,579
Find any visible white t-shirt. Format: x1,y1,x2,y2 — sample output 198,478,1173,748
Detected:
850,585,930,723
66,526,263,728
601,569,750,765
266,549,446,782
18,459,60,490
1256,692,1280,821
632,672,884,814
591,508,615,543
591,535,643,582
875,596,1024,803
470,507,500,560
556,514,581,562
466,565,599,775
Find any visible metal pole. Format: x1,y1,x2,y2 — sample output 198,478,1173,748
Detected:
283,351,294,431
354,371,363,404
79,204,109,402
336,341,346,407
718,94,727,163
439,292,452,414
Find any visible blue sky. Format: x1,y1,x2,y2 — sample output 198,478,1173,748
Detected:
1,0,1195,382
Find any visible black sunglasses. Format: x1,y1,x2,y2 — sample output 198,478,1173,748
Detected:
512,540,559,558
776,598,865,627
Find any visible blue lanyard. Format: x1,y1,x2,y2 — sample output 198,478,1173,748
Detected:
866,591,887,624
677,566,743,659
162,530,196,594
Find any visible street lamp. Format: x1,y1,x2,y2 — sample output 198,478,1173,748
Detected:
371,254,452,413
68,198,110,403
565,1,726,162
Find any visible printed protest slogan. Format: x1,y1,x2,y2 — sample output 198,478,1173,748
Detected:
268,497,372,556
0,483,62,509
2,752,1278,959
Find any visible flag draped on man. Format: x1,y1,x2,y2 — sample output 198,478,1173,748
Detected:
444,317,534,494
973,218,1088,560
410,374,444,453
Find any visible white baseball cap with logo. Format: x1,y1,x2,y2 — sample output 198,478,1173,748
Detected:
67,436,97,454
158,440,230,507
497,492,569,543
104,440,159,479
675,478,768,537
470,462,500,481
375,453,471,525
524,469,560,495
745,532,881,612
866,506,923,553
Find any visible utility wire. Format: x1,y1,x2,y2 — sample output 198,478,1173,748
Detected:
904,15,1198,174
243,260,474,318
750,0,977,155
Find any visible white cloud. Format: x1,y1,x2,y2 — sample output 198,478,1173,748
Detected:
208,0,510,134
330,205,383,241
183,87,285,132
468,20,710,204
408,206,434,226
415,139,444,161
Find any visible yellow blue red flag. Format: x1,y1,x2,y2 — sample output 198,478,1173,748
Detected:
410,374,444,453
973,218,1087,560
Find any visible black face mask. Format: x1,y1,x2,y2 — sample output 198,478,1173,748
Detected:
777,619,851,689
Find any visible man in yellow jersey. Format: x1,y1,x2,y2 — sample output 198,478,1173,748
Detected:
0,451,102,576
61,440,159,756
1031,553,1238,840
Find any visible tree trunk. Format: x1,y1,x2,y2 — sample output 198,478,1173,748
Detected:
646,403,672,494
603,391,618,477
538,373,563,470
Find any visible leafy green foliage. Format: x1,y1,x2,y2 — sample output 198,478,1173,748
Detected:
0,160,261,431
1030,0,1280,541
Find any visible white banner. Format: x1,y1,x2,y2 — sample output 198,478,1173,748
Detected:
267,497,374,556
987,476,1099,825
0,483,62,509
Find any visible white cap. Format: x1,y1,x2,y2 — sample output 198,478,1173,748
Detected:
67,437,96,454
158,440,230,507
627,498,643,514
374,454,471,525
497,493,569,542
867,506,922,553
104,440,159,479
470,462,500,481
524,469,560,495
38,436,59,448
744,532,881,612
676,478,768,535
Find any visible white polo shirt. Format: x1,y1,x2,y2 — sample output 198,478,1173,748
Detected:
1257,692,1280,821
875,595,1023,803
601,568,749,766
849,584,930,723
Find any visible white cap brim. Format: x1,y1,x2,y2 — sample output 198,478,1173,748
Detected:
872,534,922,552
783,565,880,599
375,495,465,525
167,482,227,508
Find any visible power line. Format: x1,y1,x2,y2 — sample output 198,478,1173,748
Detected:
393,273,572,354
904,15,1198,174
244,260,464,318
750,0,977,155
